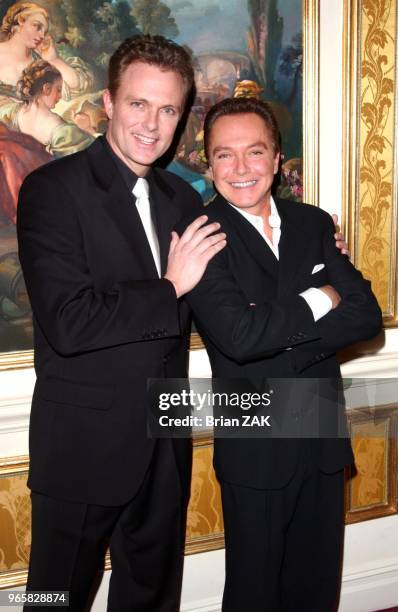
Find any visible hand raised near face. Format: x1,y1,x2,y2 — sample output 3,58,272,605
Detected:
164,215,227,298
37,35,58,61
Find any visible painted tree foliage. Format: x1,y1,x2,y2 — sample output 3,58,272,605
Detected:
247,0,283,98
131,0,179,38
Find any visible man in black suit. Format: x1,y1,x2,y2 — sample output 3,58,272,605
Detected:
17,35,227,611
184,97,382,611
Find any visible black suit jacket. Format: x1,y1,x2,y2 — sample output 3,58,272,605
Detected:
17,136,202,505
184,195,382,489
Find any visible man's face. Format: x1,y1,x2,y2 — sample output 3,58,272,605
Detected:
103,61,186,176
208,113,280,215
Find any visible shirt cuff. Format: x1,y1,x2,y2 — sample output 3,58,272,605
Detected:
299,287,332,322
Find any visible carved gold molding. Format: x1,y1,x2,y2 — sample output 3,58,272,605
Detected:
0,351,33,372
303,0,320,205
189,332,205,351
343,0,398,326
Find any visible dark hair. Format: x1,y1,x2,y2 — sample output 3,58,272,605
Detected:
16,59,61,103
108,34,194,100
204,97,281,162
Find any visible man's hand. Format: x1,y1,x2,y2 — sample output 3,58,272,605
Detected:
164,215,227,298
319,285,341,309
332,214,350,256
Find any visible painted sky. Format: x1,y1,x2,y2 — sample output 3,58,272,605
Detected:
163,0,302,55
163,0,250,53
279,0,302,46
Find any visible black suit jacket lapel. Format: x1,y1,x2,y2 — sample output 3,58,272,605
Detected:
86,138,159,279
213,195,279,280
150,169,181,277
276,198,310,297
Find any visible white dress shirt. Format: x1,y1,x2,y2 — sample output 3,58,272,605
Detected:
227,197,332,322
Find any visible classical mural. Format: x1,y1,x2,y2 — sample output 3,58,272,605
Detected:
0,0,304,356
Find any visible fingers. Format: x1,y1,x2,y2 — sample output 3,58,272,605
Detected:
168,231,179,255
332,213,338,226
179,216,222,249
199,237,227,264
179,215,209,243
194,231,227,257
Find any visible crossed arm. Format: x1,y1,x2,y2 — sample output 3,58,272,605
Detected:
185,214,381,369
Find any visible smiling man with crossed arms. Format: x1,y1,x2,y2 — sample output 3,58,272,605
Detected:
184,97,382,612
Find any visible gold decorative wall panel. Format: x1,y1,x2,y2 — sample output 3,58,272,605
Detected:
345,403,398,522
2,407,397,588
343,0,398,325
185,436,224,555
0,457,30,588
0,440,224,589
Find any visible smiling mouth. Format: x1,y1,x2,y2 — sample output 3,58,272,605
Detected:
133,134,158,146
229,180,257,188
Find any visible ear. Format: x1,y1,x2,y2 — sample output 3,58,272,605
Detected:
273,152,281,175
103,89,113,120
208,164,214,181
42,83,51,96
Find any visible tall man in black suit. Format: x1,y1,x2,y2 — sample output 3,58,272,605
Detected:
184,98,382,611
17,35,227,611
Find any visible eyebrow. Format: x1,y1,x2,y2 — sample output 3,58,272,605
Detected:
212,141,268,155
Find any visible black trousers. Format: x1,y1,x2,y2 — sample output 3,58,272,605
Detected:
25,440,188,612
220,442,345,612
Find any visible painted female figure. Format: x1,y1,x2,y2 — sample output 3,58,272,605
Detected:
0,1,93,102
0,59,94,156
0,59,93,227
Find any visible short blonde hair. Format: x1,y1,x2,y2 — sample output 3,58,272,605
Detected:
0,2,49,41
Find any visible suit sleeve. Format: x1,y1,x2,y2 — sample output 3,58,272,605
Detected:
292,214,382,371
186,241,321,364
17,170,181,356
185,212,381,366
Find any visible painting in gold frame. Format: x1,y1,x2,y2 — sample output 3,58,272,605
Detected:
0,0,319,366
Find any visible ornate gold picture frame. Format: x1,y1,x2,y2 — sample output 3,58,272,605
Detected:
0,0,319,365
343,0,398,327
